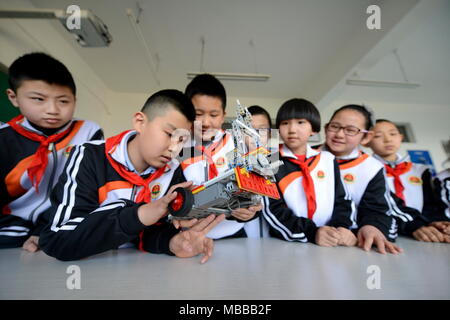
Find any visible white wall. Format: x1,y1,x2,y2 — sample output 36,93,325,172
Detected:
0,13,153,137
2,1,448,172
3,19,448,173
0,0,113,132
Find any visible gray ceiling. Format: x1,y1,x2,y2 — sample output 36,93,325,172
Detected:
5,0,450,106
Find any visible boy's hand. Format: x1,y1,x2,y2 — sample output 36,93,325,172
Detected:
22,235,39,252
315,226,341,247
413,226,446,242
169,214,226,263
357,225,403,254
137,181,193,226
336,227,357,246
172,218,199,229
231,203,262,221
428,221,450,235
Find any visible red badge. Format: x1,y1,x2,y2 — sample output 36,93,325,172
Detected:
215,156,226,168
317,170,325,179
151,183,162,199
343,173,355,183
64,145,74,157
408,176,422,185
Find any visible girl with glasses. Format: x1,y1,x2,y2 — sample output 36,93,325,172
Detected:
320,105,403,254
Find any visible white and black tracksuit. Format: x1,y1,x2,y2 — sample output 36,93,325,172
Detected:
433,169,450,221
39,131,185,261
0,118,103,248
321,147,397,240
262,144,353,243
373,154,430,236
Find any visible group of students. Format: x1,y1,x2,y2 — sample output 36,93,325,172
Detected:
1,52,449,262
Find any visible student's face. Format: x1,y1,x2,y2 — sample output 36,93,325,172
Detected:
369,121,403,158
246,114,271,150
279,118,314,154
325,109,373,157
191,94,226,142
6,80,76,129
133,108,192,169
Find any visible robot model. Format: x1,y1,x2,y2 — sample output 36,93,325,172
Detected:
169,100,282,220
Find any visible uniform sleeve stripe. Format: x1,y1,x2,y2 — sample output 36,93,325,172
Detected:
59,225,77,231
0,231,29,237
439,179,450,219
91,201,126,213
386,192,413,222
262,196,307,242
381,172,413,222
51,145,86,232
389,218,398,236
64,217,85,224
0,226,30,232
349,201,358,229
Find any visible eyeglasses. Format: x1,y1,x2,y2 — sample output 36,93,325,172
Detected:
326,123,368,136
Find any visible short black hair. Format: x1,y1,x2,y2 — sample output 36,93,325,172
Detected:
375,118,400,129
141,89,196,123
275,98,321,132
8,52,76,95
185,73,227,111
330,104,374,130
376,118,393,125
248,105,273,128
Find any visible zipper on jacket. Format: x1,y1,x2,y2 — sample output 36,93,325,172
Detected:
130,185,137,201
28,142,58,223
259,215,263,237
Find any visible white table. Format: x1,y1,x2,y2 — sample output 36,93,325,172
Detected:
0,237,449,300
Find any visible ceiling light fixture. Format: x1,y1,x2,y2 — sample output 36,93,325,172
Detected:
188,37,271,81
187,72,270,81
346,49,420,89
345,79,420,89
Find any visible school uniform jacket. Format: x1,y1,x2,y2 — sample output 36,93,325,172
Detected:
320,147,396,240
373,154,429,235
262,144,353,243
374,154,436,214
0,117,103,247
39,130,184,261
180,130,261,239
433,169,450,221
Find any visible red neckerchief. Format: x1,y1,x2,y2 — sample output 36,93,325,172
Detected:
288,154,317,219
7,115,73,192
196,133,227,179
105,130,166,203
384,162,411,202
